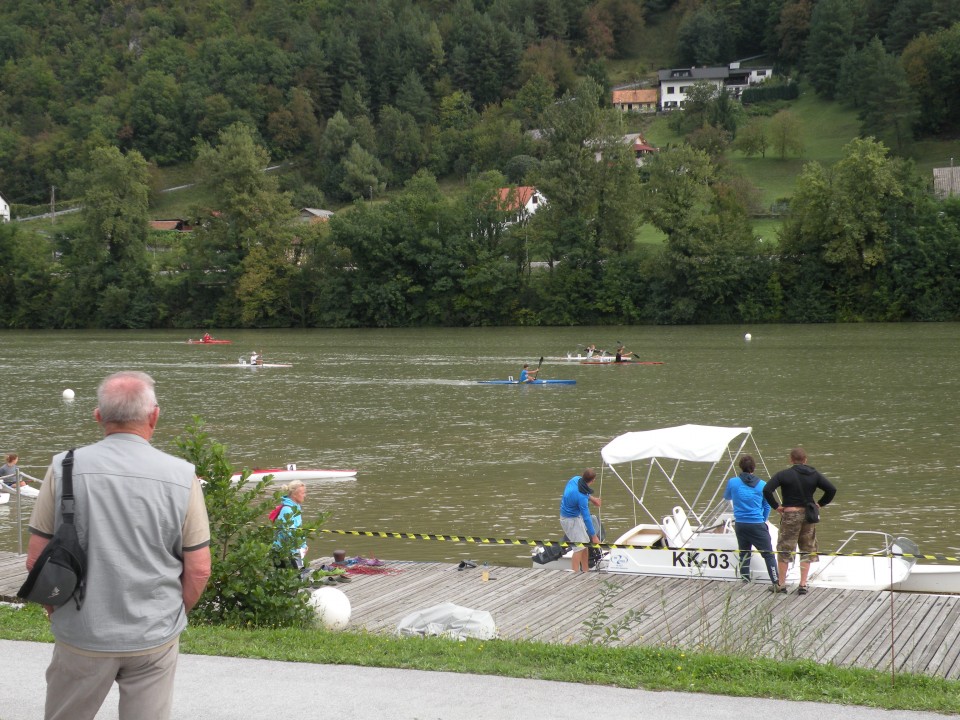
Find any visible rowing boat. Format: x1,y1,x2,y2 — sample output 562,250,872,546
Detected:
187,338,232,344
230,467,358,483
477,379,576,385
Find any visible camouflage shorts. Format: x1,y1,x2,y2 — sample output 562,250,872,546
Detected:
776,510,818,563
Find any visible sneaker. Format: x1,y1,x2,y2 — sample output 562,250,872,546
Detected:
797,585,808,595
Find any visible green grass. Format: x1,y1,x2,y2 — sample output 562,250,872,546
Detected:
2,604,957,713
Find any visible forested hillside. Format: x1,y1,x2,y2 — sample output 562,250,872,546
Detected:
1,0,959,329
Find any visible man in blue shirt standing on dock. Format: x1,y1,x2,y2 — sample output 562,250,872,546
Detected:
560,469,601,572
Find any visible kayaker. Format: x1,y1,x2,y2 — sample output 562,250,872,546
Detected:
202,332,211,342
1,453,23,489
615,344,630,362
519,363,539,382
250,351,263,366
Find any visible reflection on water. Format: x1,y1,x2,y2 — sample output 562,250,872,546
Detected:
1,324,958,565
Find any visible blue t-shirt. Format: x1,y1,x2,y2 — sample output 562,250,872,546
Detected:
519,369,532,382
724,473,771,524
560,475,595,536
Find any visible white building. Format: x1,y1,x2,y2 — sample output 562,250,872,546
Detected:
0,191,9,223
658,62,772,110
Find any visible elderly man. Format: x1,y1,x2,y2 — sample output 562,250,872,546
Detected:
27,371,211,720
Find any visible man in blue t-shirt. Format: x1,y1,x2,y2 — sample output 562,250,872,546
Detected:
559,469,601,572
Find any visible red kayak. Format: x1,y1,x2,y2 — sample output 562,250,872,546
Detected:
187,338,233,344
579,359,663,365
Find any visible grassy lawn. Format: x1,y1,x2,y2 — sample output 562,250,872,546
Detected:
2,603,957,713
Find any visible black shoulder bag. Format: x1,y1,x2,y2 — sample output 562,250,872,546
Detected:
18,450,87,609
799,469,820,524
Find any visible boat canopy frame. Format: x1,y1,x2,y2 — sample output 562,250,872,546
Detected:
597,424,770,530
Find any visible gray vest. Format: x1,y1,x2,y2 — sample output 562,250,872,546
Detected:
49,434,197,653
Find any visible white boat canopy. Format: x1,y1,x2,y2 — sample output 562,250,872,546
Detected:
601,424,753,465
599,424,761,528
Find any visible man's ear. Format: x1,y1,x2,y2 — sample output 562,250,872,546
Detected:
93,407,102,423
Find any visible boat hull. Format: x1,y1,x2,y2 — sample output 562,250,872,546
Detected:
230,468,357,483
1,482,39,498
219,362,292,368
187,339,232,344
889,565,960,594
477,379,576,385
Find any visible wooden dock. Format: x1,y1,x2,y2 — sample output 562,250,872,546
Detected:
4,551,960,679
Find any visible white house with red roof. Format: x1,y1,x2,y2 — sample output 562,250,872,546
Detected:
496,186,546,227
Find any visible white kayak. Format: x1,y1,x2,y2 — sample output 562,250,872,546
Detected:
1,482,40,498
230,467,357,484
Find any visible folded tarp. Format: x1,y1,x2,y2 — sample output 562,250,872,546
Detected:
397,602,497,641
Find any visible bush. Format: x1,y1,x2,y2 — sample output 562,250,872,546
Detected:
176,417,328,628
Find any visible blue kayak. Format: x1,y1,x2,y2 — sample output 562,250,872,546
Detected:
477,379,576,385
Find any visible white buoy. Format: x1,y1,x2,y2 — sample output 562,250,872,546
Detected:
744,333,752,342
309,586,351,630
62,389,75,400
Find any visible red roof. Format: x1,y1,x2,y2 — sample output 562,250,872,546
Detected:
497,186,537,212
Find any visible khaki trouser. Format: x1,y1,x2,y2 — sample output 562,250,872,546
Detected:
45,639,179,720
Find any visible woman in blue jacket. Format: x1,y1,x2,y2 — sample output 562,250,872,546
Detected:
273,480,308,571
723,455,778,586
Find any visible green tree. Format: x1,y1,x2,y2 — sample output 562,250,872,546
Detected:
805,0,859,98
340,141,387,201
57,146,155,328
732,119,769,157
190,123,298,327
769,110,805,159
637,144,716,238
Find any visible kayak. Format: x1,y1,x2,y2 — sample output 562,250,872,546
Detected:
477,379,576,385
219,361,292,368
187,338,233,344
579,360,663,365
230,468,357,483
1,481,39,498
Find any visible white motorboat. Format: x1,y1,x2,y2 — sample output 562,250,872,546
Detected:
230,464,357,484
533,424,959,593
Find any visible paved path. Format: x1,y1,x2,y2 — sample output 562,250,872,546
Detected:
0,640,951,720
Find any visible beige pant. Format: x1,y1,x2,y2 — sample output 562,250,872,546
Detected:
44,639,179,720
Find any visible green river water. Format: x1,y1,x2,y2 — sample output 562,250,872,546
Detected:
1,324,957,566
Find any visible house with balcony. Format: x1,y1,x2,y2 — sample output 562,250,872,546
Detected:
658,62,772,109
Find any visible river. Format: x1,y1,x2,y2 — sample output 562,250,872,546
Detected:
1,324,957,566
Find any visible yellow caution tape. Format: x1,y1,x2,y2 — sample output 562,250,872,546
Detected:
318,528,960,562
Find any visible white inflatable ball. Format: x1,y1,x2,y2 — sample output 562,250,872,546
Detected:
62,389,75,400
744,333,752,342
309,586,351,630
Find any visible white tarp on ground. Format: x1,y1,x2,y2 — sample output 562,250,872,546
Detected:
600,424,752,465
397,602,497,641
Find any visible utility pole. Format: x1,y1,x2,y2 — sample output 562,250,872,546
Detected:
50,185,56,224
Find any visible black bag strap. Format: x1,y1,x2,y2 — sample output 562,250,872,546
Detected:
60,449,76,524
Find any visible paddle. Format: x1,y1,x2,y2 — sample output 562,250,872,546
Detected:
536,356,544,380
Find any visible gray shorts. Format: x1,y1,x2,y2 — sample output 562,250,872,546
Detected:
560,515,589,543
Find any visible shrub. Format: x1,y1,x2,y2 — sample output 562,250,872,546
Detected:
176,416,328,628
